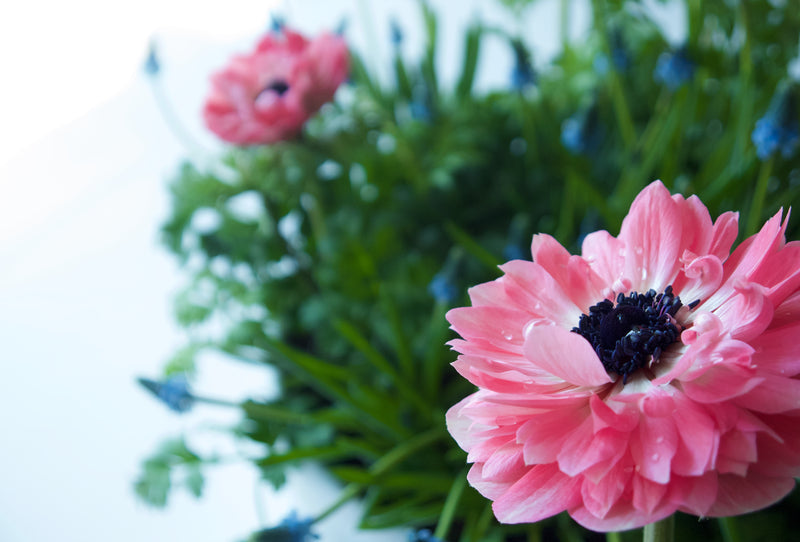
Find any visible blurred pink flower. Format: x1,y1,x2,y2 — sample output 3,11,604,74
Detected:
203,29,349,145
446,181,800,531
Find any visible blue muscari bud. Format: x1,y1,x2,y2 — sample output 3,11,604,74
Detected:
390,18,403,47
270,14,286,34
653,47,694,91
138,375,194,413
335,18,348,36
408,529,445,542
510,39,536,90
752,82,800,161
503,243,526,261
561,103,601,155
428,272,458,304
252,512,319,542
410,83,433,121
143,40,160,77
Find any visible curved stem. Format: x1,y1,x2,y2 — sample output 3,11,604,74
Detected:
745,156,774,237
643,515,674,542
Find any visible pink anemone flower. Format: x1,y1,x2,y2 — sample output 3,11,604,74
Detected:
203,29,349,145
446,180,800,531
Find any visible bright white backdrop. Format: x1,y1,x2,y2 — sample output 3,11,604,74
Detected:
0,1,604,540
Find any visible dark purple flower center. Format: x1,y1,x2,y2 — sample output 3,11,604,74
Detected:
571,285,690,383
257,79,290,100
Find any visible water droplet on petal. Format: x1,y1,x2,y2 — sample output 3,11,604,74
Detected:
502,331,514,341
635,246,644,255
656,436,664,444
651,453,660,461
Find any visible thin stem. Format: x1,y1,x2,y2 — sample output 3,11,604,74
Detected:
745,156,774,236
560,0,570,50
433,469,468,540
606,531,623,542
643,515,674,542
718,516,741,542
311,428,445,524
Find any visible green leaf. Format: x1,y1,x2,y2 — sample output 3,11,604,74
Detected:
456,23,482,99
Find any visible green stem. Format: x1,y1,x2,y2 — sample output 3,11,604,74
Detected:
606,531,623,542
311,428,445,524
718,516,741,542
433,469,468,540
745,156,774,236
643,515,674,542
560,0,570,50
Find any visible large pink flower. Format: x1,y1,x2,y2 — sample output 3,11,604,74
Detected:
446,181,800,531
203,29,349,145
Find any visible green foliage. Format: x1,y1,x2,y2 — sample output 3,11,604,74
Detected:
142,0,800,540
134,438,204,507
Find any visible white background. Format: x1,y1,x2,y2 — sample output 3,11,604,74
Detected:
0,0,611,540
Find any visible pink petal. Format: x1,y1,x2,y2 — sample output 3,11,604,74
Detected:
558,425,629,476
580,462,632,519
629,414,678,484
672,473,718,516
581,230,625,289
707,473,795,517
590,394,639,433
499,260,583,327
632,474,668,515
517,406,587,464
482,441,526,480
531,234,607,311
570,500,674,532
467,462,519,500
749,241,800,306
492,463,582,524
708,211,740,262
618,181,683,292
734,373,800,413
523,326,613,387
770,290,800,328
670,396,717,476
752,322,800,376
680,363,762,404
711,280,773,342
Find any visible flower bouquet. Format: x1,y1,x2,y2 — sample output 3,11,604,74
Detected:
137,1,800,540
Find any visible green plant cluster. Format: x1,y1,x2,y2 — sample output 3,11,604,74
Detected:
138,1,800,540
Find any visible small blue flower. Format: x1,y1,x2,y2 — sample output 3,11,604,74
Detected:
561,104,601,155
653,47,694,91
270,15,285,34
143,40,160,77
252,512,319,542
752,83,800,161
503,244,526,261
138,375,194,413
428,272,458,304
409,83,433,121
390,19,404,47
408,529,445,542
510,39,536,90
335,18,348,37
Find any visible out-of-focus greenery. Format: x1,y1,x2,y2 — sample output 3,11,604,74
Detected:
137,0,800,540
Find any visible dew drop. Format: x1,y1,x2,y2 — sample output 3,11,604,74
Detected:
502,331,514,341
634,246,644,255
656,436,664,444
651,453,660,462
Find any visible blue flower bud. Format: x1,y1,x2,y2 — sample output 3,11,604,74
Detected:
251,511,318,542
653,47,694,91
143,40,160,77
752,82,800,161
138,375,194,413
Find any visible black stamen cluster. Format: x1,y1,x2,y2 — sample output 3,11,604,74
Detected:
258,79,290,99
571,285,685,383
